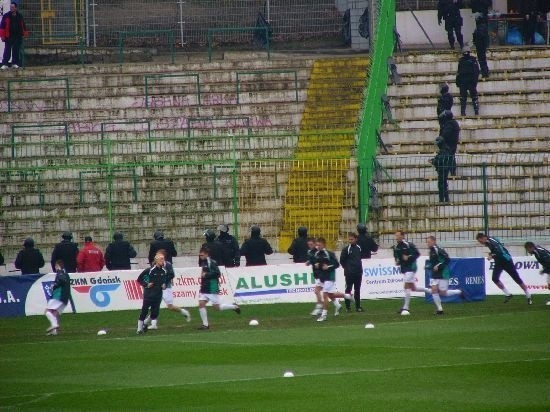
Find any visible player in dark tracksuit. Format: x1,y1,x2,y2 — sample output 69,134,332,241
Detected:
524,242,550,305
476,233,532,304
136,254,168,334
340,232,364,312
394,231,432,314
306,238,325,316
197,247,240,330
438,0,464,50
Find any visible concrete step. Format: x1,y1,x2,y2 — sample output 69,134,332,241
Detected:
394,47,550,63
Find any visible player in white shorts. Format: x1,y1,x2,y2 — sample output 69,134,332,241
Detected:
45,260,72,336
197,247,240,330
145,250,191,328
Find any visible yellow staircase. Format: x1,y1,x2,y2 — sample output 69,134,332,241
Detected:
279,57,369,250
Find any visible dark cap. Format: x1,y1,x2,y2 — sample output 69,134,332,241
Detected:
84,236,93,242
153,230,164,240
62,231,73,240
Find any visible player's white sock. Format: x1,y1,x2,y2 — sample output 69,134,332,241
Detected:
180,308,190,317
151,319,158,327
446,290,461,296
432,293,443,311
45,311,58,328
423,287,432,294
332,300,341,309
137,320,144,331
524,290,531,298
219,304,236,311
501,286,511,295
403,290,411,310
344,293,353,300
321,309,328,316
144,315,151,325
199,307,208,326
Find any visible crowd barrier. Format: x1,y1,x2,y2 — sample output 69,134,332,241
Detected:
0,257,546,318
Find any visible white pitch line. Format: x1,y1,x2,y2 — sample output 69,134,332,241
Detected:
1,357,549,404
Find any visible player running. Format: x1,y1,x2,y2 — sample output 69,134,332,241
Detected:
426,236,464,315
197,247,240,330
315,238,352,322
394,230,432,314
476,233,532,304
524,242,550,305
45,260,72,336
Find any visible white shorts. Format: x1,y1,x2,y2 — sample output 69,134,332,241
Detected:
198,293,220,305
429,278,449,291
314,278,323,287
322,280,337,294
403,271,417,283
46,299,66,313
162,288,174,305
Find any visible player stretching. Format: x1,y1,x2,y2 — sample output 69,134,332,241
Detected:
394,230,431,314
524,242,550,305
197,247,240,330
426,236,464,315
144,249,191,328
476,233,532,304
45,260,72,336
315,238,352,322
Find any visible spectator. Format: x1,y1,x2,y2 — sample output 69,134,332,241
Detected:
521,0,539,45
438,0,464,50
51,231,79,273
436,83,454,127
14,237,45,275
456,45,480,116
356,223,378,259
216,224,240,267
0,2,29,70
438,110,460,157
201,229,224,265
287,226,309,263
105,231,137,270
472,16,490,78
77,236,105,272
148,230,177,265
471,0,491,24
240,225,273,266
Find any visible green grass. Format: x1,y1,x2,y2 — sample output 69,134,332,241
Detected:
1,296,549,411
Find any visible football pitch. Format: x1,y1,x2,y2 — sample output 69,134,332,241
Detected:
1,297,549,411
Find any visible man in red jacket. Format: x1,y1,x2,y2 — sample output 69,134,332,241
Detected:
77,236,105,272
0,2,29,69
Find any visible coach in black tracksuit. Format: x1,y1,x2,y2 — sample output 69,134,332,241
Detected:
105,232,137,270
136,257,167,333
148,230,177,265
288,226,309,263
340,233,364,312
51,232,79,272
240,226,273,266
456,45,480,116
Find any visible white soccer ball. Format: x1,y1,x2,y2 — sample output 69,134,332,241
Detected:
364,323,375,329
400,310,410,316
97,330,107,336
546,301,550,306
283,371,294,378
249,319,259,326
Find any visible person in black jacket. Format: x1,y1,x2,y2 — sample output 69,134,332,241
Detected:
524,242,550,305
430,135,456,203
15,237,45,275
438,0,464,50
288,226,309,263
356,223,378,259
148,230,177,265
105,232,137,270
216,224,240,267
0,2,29,69
340,232,364,312
240,225,273,266
0,250,4,266
521,0,539,45
51,232,79,273
136,253,168,334
438,109,460,177
472,17,490,78
201,229,224,265
436,83,453,128
456,45,480,116
471,0,491,24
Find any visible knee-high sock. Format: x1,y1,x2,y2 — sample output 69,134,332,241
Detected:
137,319,144,331
403,290,411,310
446,289,461,296
219,304,236,311
433,293,443,311
199,307,208,326
46,311,58,328
180,308,190,317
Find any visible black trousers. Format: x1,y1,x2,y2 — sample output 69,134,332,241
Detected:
344,274,362,309
437,167,450,202
459,84,479,115
492,260,524,285
139,296,161,321
445,20,464,49
2,36,23,66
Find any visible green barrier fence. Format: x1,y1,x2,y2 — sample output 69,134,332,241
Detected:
236,70,298,104
8,77,71,113
144,73,202,108
117,30,175,64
